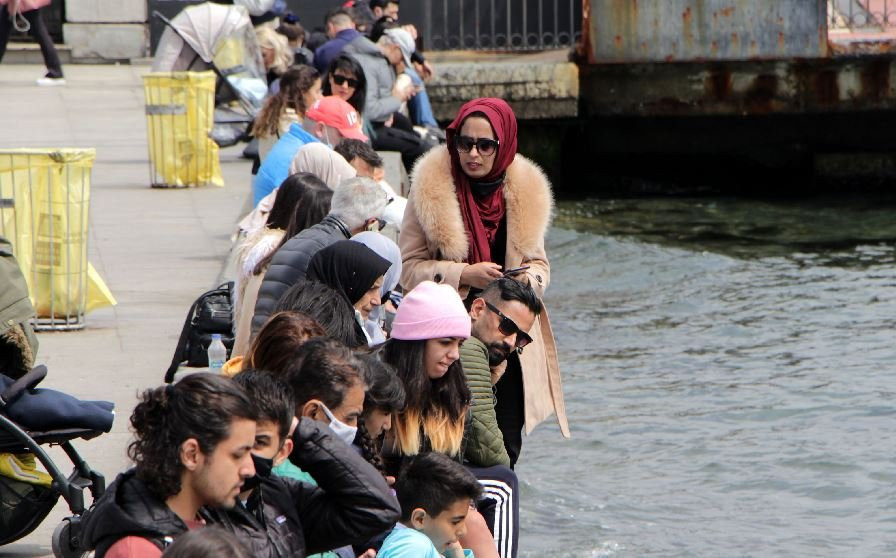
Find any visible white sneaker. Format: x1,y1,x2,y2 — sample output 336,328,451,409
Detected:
36,76,66,86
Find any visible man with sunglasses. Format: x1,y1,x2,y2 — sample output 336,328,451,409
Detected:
462,277,542,469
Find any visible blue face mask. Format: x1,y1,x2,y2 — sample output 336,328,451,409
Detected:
319,402,358,446
322,127,335,149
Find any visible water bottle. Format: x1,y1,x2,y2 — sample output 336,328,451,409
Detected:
207,334,227,374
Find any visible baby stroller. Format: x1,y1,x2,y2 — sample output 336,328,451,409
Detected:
0,365,111,558
152,2,268,147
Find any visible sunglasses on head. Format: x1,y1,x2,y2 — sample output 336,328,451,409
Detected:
455,135,499,156
331,74,360,88
484,301,532,349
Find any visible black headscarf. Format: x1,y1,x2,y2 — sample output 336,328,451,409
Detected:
306,240,391,306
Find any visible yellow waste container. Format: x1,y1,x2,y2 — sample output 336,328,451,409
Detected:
0,149,115,330
143,71,224,188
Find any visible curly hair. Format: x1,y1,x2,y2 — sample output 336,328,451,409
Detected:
252,65,321,139
128,374,258,501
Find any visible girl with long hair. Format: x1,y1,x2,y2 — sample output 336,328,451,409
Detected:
231,173,332,357
252,65,323,162
379,281,472,470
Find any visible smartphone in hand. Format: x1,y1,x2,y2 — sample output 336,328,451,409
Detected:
503,265,530,276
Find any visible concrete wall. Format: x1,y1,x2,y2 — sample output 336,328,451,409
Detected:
64,0,147,60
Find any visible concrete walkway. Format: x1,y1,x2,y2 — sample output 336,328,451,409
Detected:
0,64,252,556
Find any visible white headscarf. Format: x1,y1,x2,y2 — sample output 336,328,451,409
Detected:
288,143,356,189
350,231,402,345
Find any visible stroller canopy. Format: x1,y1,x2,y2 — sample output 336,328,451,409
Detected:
152,2,264,81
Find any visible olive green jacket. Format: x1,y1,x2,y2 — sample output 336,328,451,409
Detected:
460,336,511,468
0,235,38,379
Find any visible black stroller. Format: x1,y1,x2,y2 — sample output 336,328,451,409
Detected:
0,365,108,558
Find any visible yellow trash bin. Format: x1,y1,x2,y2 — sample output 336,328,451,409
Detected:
0,149,116,330
143,71,224,188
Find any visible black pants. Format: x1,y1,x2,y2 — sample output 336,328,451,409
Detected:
468,464,520,558
494,352,525,468
371,115,433,171
0,7,63,77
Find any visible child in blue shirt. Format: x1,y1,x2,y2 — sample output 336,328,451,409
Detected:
378,453,482,558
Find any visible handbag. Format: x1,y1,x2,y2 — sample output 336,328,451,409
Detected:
3,0,52,33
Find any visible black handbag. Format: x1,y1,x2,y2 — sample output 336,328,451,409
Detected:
164,282,235,383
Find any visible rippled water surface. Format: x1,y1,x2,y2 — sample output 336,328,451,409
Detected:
518,197,896,557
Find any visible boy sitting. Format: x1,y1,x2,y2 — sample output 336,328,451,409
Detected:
378,453,482,558
207,369,399,557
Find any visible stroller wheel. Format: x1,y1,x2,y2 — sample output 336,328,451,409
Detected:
51,519,88,558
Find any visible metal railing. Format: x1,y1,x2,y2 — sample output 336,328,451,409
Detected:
419,0,582,51
829,0,896,30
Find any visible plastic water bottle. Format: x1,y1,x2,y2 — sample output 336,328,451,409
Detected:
207,334,226,374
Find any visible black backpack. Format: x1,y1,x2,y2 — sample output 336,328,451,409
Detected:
165,282,235,383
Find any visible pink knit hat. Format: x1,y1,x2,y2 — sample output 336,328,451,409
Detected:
390,281,471,341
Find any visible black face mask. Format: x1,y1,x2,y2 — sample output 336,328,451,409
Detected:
241,453,275,492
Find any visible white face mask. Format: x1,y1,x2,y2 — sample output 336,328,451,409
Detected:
319,402,358,446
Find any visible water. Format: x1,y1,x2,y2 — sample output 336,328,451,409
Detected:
518,197,896,557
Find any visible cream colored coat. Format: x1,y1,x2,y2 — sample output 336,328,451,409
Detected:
399,146,570,437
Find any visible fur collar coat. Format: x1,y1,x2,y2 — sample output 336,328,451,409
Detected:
399,146,569,437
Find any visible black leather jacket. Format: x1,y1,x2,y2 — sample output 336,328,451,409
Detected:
251,215,351,333
206,418,400,558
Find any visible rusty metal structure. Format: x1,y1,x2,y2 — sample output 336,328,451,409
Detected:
584,0,827,63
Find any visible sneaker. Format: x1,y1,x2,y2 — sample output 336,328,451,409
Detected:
36,76,66,86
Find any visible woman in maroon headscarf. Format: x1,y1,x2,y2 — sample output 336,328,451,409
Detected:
399,98,569,466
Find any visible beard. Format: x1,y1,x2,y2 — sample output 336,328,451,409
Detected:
486,342,512,366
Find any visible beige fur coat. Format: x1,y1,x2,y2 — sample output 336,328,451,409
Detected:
399,146,569,437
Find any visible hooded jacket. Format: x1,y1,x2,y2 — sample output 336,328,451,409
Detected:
205,418,401,557
0,235,37,379
342,35,402,124
399,146,570,437
251,214,352,334
81,469,195,557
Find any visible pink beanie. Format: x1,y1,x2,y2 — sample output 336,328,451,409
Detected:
390,281,471,341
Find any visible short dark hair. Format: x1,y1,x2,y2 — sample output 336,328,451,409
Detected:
284,337,366,411
335,139,383,169
370,0,399,9
395,452,481,522
481,277,542,316
232,369,295,443
274,279,368,348
161,527,251,558
128,374,258,501
326,7,353,26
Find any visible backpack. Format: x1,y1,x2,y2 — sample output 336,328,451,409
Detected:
164,282,234,383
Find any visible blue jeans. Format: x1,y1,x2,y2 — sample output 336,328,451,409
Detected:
405,67,438,127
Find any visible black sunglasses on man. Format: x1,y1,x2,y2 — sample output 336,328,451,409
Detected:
484,301,533,349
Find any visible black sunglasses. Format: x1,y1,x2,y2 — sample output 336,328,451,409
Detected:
331,74,360,88
455,135,499,156
484,301,532,349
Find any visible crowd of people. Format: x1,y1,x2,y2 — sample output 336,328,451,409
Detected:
77,2,570,557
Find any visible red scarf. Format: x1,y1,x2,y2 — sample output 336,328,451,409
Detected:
446,98,518,264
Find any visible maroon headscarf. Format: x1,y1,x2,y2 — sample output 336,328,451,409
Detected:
446,98,518,264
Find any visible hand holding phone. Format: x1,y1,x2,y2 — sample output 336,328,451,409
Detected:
503,265,530,276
